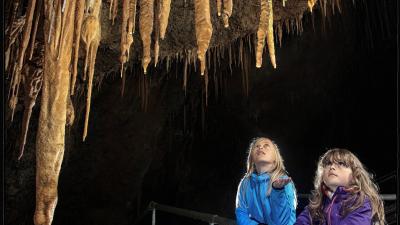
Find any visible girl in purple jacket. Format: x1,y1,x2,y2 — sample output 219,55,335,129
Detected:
295,148,385,225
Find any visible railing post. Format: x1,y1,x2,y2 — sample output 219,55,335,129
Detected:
152,207,156,225
210,214,217,225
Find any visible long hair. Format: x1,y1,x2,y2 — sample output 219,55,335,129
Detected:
244,137,288,196
308,148,385,225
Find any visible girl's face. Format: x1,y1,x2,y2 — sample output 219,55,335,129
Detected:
322,159,353,192
251,138,276,172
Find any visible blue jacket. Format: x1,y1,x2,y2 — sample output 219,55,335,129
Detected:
235,172,297,225
295,186,373,225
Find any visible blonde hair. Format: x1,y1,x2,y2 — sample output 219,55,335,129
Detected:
244,137,288,195
308,148,385,225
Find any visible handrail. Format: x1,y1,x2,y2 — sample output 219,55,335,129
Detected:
148,201,237,225
297,194,397,201
140,194,396,225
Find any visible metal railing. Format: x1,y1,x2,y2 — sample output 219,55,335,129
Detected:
139,193,396,225
147,201,237,225
297,194,397,201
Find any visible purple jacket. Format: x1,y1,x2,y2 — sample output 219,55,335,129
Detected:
295,187,373,225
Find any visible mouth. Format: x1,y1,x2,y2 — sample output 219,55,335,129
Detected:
256,151,266,155
328,173,337,177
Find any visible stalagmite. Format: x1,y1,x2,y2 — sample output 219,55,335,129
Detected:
71,0,85,95
139,0,154,74
194,0,213,76
18,58,43,160
256,0,276,69
81,0,102,141
159,0,171,39
34,1,76,224
222,0,232,28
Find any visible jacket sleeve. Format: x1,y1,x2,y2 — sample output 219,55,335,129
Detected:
269,181,297,225
235,179,259,225
341,198,372,225
294,206,312,225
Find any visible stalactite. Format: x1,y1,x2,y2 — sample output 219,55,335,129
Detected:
121,66,126,96
9,0,38,121
120,0,130,79
81,0,102,141
6,0,21,44
335,0,342,13
256,0,276,69
5,16,25,73
18,58,43,160
277,21,283,47
109,0,119,24
159,0,171,39
204,69,209,106
207,49,211,69
194,0,213,75
233,40,237,66
28,0,43,60
154,0,161,66
183,55,188,94
217,0,222,16
193,51,197,72
213,61,219,101
34,1,76,224
213,48,217,76
308,0,317,12
243,43,249,97
201,89,205,132
139,0,154,74
284,18,289,34
129,0,137,34
166,55,170,73
145,76,149,111
5,0,22,71
222,0,232,28
56,0,69,60
228,44,232,74
71,0,85,95
321,0,327,16
127,0,137,52
17,0,37,70
66,94,75,127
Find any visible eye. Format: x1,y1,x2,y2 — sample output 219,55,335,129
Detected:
323,160,332,167
338,161,348,167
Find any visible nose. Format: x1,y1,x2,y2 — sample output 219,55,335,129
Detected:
329,163,336,170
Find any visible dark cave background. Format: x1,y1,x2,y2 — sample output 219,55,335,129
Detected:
4,0,397,225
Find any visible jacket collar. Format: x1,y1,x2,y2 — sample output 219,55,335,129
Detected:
324,186,358,203
250,172,271,182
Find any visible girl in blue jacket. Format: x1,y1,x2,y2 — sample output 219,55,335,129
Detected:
235,137,297,225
